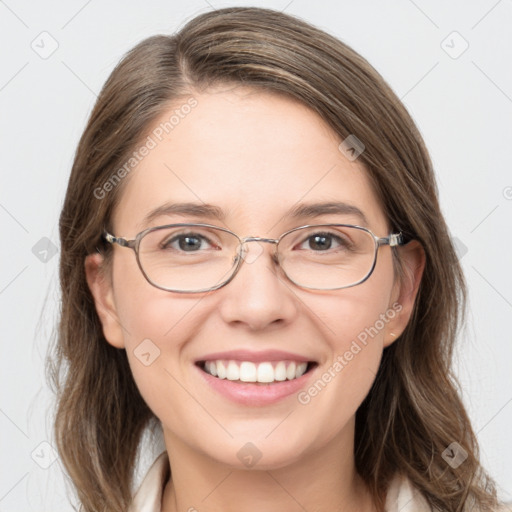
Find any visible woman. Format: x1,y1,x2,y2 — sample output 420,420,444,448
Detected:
49,7,510,512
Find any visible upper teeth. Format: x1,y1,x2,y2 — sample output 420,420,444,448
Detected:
203,360,308,383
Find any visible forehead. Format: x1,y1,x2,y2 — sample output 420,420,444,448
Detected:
113,86,387,235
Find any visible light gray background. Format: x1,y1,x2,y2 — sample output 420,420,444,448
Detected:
1,0,511,510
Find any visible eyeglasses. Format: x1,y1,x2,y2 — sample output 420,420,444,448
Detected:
103,223,404,293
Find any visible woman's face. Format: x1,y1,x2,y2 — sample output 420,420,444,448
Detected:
87,85,420,470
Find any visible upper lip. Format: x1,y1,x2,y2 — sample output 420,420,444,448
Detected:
195,349,315,363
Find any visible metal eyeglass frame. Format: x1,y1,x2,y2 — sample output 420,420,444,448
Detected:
103,223,404,293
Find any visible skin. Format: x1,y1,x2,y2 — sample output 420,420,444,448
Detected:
86,85,425,512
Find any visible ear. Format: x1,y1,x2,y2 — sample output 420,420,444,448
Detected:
383,240,426,348
84,252,126,349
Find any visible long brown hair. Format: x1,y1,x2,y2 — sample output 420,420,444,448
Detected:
48,7,502,511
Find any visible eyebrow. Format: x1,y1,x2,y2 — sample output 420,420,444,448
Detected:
140,200,369,228
289,202,369,225
141,202,227,228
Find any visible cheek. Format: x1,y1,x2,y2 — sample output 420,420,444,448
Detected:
115,290,206,421
111,250,198,341
320,250,396,349
110,253,200,393
295,253,396,435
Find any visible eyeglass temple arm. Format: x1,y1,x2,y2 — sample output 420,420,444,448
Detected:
378,232,404,247
103,232,136,249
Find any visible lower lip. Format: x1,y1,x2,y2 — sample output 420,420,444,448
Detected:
195,363,318,406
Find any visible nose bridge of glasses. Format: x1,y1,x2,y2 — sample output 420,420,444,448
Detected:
240,236,279,245
237,236,279,265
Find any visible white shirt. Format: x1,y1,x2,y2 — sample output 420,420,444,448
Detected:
128,451,439,512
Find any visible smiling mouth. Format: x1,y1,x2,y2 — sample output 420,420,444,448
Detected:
196,360,318,384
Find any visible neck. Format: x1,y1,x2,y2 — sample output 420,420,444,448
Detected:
160,423,376,512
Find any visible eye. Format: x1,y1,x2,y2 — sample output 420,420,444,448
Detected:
296,231,351,252
161,232,217,252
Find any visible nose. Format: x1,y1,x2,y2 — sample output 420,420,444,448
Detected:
217,239,299,331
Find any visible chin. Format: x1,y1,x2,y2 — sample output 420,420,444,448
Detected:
202,436,309,471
